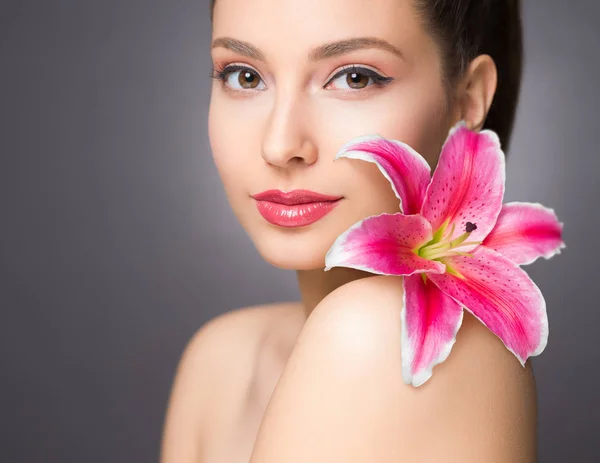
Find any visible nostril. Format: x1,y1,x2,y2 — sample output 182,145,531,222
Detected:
262,137,318,167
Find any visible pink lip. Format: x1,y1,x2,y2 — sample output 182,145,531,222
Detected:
252,189,343,228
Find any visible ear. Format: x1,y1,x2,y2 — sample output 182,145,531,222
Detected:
455,54,497,131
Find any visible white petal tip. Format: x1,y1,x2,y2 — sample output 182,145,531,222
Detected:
334,134,384,158
517,240,566,266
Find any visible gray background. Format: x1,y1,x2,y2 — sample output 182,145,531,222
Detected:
1,0,598,461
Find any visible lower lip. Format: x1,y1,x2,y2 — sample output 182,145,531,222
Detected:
254,199,342,228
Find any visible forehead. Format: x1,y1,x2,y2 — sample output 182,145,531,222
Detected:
211,0,431,64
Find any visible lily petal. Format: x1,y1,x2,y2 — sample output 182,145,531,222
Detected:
325,213,445,275
335,134,431,215
428,246,548,366
401,274,464,387
421,122,505,249
482,201,566,265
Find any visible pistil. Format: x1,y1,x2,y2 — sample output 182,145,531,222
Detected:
417,221,482,261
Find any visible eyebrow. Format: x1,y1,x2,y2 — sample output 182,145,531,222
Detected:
211,36,404,62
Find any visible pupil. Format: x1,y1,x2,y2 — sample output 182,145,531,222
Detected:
347,73,368,89
240,71,258,88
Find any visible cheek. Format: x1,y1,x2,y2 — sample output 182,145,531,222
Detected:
312,83,449,169
208,97,260,196
308,82,449,212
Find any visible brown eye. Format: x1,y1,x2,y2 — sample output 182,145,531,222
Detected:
346,72,370,89
325,66,393,91
238,69,260,89
213,65,266,92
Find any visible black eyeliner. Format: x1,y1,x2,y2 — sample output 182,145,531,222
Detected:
326,65,394,87
210,64,394,89
210,64,256,81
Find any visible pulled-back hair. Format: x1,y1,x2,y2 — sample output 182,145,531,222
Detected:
413,0,522,152
210,0,523,153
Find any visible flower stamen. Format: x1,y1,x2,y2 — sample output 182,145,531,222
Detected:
417,221,482,261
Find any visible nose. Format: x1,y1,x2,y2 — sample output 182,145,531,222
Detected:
261,97,318,168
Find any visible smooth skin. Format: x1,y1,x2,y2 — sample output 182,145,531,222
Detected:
160,0,538,460
249,277,537,462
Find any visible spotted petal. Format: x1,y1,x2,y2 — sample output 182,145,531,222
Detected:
325,213,445,276
421,122,505,250
401,274,464,387
482,201,565,265
428,246,548,366
335,134,431,215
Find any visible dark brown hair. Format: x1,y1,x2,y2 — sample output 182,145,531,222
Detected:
209,0,523,153
414,0,523,153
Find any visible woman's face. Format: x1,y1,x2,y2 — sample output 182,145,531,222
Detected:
209,0,457,270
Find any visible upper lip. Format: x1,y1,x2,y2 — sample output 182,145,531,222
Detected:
252,189,343,205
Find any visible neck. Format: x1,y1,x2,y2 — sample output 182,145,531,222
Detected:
295,266,373,320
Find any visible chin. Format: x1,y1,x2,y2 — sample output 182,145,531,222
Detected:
249,226,336,271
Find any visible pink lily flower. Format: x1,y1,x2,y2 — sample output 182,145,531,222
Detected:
325,122,565,387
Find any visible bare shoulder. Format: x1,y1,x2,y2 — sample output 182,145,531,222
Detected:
160,301,302,463
250,275,538,462
313,275,538,459
314,274,538,386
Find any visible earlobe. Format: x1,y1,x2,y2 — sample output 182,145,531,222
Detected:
458,54,498,131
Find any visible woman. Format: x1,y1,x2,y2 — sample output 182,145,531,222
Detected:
161,0,538,461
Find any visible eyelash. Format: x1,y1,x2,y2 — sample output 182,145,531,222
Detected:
210,64,394,93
